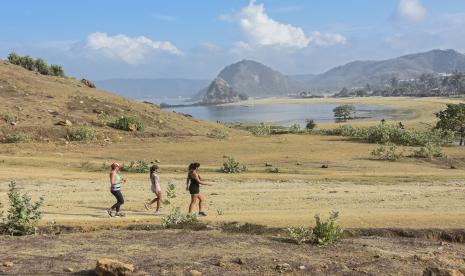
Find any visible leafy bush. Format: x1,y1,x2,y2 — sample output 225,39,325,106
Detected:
319,124,454,146
20,56,35,71
410,144,444,159
333,104,355,120
207,128,229,139
66,127,96,142
287,211,343,246
7,52,21,65
249,123,271,136
2,112,17,123
305,119,316,130
120,160,149,173
34,58,49,75
312,211,344,246
1,181,44,236
289,124,301,133
370,144,403,161
287,226,313,244
161,207,198,228
2,132,31,143
110,116,144,132
221,157,247,173
49,64,65,77
162,182,177,205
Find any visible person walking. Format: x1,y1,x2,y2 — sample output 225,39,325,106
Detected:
106,162,126,217
186,162,213,216
145,164,163,214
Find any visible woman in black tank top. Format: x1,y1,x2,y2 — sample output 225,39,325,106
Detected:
186,162,213,216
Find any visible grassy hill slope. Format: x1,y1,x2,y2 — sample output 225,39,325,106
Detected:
0,60,223,142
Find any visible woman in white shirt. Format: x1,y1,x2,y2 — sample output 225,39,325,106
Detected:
144,164,163,214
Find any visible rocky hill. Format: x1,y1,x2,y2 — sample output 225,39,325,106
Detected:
201,78,246,105
296,49,465,89
0,60,222,142
199,60,305,100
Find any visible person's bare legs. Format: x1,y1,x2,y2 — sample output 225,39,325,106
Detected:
198,193,205,213
155,191,162,212
189,195,198,213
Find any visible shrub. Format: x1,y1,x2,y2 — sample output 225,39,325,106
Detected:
34,58,49,75
305,119,316,130
120,160,149,173
7,52,21,65
2,132,31,143
207,128,229,139
370,144,403,161
333,104,355,120
162,182,177,205
161,207,198,228
49,64,65,77
3,112,17,123
1,181,44,236
20,56,35,71
312,211,344,246
249,123,271,136
289,124,301,133
66,127,96,142
410,144,444,159
221,157,247,173
287,226,313,244
110,116,144,132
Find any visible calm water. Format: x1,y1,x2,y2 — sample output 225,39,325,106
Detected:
152,99,404,127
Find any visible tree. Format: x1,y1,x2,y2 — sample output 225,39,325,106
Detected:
435,103,465,146
49,64,65,77
305,119,316,130
333,104,356,121
20,56,35,71
34,58,49,75
7,52,21,65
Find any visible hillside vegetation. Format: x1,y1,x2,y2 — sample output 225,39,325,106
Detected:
0,60,224,142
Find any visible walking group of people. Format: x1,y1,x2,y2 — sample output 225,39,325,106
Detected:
105,162,213,217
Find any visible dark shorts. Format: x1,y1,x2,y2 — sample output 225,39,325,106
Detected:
189,185,200,195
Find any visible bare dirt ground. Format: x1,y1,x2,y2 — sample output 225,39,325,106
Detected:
1,228,465,275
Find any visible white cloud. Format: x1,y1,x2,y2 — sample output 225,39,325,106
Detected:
397,0,427,22
230,0,345,49
85,32,181,65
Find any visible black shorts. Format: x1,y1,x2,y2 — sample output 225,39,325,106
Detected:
189,185,199,195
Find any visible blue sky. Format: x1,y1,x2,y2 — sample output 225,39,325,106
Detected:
1,0,465,80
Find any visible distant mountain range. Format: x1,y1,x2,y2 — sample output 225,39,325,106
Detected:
294,49,465,89
96,49,465,102
95,78,209,100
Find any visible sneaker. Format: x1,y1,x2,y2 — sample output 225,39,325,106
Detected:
144,203,150,210
115,212,125,217
154,210,161,215
105,209,113,217
198,211,207,217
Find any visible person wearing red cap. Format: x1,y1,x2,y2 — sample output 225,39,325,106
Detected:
106,162,126,217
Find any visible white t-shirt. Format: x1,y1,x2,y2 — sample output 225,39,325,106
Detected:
150,172,161,193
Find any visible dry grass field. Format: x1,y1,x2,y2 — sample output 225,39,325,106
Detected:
2,61,465,275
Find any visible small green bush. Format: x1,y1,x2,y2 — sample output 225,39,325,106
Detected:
287,226,313,244
110,116,144,132
34,58,49,75
221,157,247,173
162,182,177,205
49,64,65,77
3,132,31,143
305,119,316,130
66,127,96,142
289,124,301,133
410,144,444,159
370,144,403,161
120,160,149,173
1,181,44,236
249,123,271,136
207,128,229,139
287,211,343,246
312,211,344,246
3,112,17,123
161,207,198,228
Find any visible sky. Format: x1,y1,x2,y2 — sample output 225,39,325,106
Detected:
1,0,465,80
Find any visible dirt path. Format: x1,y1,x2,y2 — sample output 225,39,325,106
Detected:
1,229,465,275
